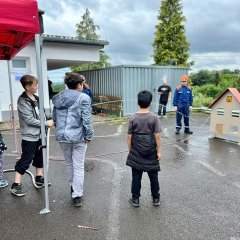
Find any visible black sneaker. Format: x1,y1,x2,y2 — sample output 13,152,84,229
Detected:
10,183,25,197
73,197,82,207
129,198,140,207
153,198,160,207
184,129,193,134
35,176,51,188
175,129,180,134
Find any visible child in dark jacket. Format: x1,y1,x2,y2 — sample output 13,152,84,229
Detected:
126,90,162,207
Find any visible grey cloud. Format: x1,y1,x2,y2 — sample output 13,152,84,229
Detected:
38,0,240,69
184,0,240,53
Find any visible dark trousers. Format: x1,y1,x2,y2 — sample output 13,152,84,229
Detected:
15,139,43,175
158,102,167,116
176,105,190,129
131,168,160,199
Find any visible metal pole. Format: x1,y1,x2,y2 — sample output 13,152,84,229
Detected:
7,61,19,154
35,34,50,214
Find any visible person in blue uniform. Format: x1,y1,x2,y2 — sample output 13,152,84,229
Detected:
173,75,193,134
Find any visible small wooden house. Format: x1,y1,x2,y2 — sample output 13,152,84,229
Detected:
209,88,240,145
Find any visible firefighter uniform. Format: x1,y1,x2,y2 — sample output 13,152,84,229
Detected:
173,75,193,134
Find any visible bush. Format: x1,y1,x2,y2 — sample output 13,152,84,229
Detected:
193,93,214,107
192,84,222,99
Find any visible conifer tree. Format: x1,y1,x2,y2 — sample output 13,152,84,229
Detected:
72,8,111,71
153,0,191,66
76,8,100,40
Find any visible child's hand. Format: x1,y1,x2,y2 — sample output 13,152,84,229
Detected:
157,152,162,160
47,119,55,127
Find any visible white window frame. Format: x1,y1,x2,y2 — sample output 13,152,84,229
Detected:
11,57,30,72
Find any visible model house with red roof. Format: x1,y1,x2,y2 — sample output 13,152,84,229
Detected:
209,88,240,145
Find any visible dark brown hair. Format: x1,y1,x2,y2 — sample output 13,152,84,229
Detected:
64,73,85,89
20,75,38,89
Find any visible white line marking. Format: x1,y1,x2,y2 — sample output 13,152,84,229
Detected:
197,161,226,177
173,144,193,156
90,158,121,240
94,122,126,138
232,182,240,189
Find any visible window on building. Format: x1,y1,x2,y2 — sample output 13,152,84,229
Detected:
217,108,224,115
12,58,30,71
232,110,240,117
12,59,27,68
11,58,30,80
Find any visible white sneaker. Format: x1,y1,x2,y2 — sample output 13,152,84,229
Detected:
0,179,8,188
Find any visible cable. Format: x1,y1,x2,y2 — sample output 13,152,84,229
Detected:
3,128,50,189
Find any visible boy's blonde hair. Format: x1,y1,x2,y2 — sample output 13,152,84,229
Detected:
20,75,38,89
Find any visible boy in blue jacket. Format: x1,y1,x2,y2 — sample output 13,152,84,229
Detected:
52,73,93,207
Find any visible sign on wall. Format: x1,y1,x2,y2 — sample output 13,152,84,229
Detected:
226,95,233,103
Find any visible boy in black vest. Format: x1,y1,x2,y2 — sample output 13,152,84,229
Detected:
126,90,162,207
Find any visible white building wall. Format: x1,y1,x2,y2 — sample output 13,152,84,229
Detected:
0,41,101,121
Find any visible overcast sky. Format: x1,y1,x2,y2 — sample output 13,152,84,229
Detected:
38,0,240,81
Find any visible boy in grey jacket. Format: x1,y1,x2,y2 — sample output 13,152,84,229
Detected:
10,75,54,197
52,73,93,207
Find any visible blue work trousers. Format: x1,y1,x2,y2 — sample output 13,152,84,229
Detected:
176,105,190,129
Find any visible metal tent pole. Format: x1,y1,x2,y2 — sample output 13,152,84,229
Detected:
7,61,19,154
35,34,50,214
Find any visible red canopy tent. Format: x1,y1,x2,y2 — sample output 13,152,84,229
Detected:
0,0,40,59
0,0,50,214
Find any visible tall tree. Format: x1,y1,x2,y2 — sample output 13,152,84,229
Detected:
76,8,100,40
72,8,111,72
153,0,191,66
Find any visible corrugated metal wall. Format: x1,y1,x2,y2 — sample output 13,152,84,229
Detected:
78,65,188,116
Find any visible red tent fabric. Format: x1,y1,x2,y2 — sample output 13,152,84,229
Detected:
0,0,40,60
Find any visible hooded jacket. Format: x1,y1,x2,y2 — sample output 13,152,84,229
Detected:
52,89,93,143
18,92,50,141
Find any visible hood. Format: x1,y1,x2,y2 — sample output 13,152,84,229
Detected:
52,89,81,109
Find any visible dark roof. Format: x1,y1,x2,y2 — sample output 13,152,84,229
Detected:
209,88,240,108
42,34,109,47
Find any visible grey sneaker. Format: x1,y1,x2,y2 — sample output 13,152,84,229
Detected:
35,176,51,188
153,198,160,207
0,179,8,188
129,198,140,207
10,183,25,197
73,197,82,207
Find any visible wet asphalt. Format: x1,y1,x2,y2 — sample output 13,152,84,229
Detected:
0,113,240,240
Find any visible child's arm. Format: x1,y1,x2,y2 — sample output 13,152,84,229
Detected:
127,134,132,151
81,95,94,141
155,132,162,160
